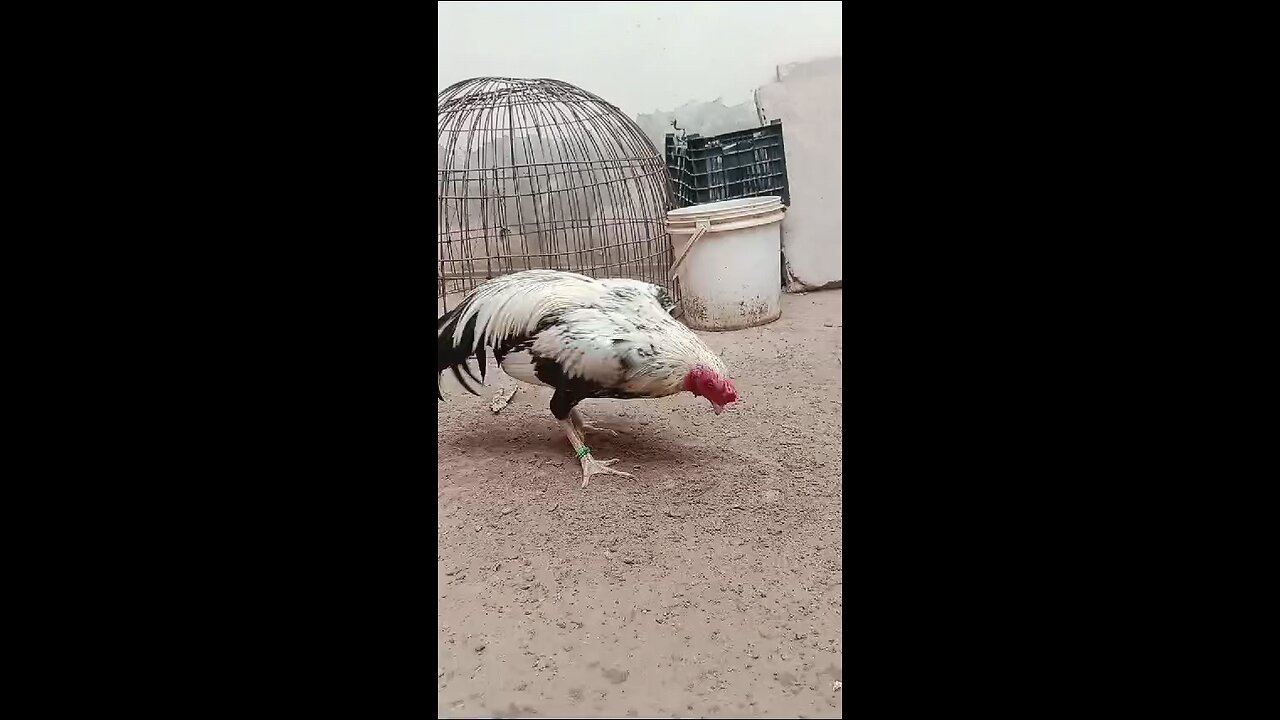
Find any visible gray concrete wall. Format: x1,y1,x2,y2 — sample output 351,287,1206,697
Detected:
634,99,760,161
755,57,843,291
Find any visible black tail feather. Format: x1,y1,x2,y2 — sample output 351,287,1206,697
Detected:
438,303,487,399
460,360,483,386
451,365,481,396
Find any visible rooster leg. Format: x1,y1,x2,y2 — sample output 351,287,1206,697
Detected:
557,419,634,488
570,407,619,437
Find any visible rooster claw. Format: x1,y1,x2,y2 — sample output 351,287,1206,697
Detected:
580,456,634,488
581,422,619,437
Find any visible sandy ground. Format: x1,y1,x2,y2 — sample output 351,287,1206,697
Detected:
437,289,843,718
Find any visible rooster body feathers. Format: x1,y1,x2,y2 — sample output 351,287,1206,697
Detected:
437,270,732,416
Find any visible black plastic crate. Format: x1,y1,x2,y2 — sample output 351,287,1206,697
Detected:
665,120,790,208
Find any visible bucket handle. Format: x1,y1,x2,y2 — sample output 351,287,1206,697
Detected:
669,220,710,281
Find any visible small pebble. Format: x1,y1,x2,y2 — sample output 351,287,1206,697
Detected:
501,507,514,515
473,524,482,532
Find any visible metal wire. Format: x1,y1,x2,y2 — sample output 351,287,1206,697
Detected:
437,77,679,312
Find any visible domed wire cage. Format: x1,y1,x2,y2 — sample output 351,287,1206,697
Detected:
437,77,678,313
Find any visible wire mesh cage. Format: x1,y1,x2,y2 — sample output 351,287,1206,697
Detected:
437,77,678,313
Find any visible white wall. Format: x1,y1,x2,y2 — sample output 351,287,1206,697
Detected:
757,57,843,290
438,1,843,292
438,1,841,120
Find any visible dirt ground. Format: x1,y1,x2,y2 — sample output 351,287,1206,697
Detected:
437,289,843,718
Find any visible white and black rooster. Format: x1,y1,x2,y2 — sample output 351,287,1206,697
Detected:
438,269,739,487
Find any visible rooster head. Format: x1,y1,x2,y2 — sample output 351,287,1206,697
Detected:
684,366,739,415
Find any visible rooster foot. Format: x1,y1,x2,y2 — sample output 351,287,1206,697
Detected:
580,456,634,488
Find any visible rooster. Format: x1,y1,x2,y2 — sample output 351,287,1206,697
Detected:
438,269,739,487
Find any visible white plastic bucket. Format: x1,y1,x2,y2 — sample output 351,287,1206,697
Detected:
666,196,785,331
